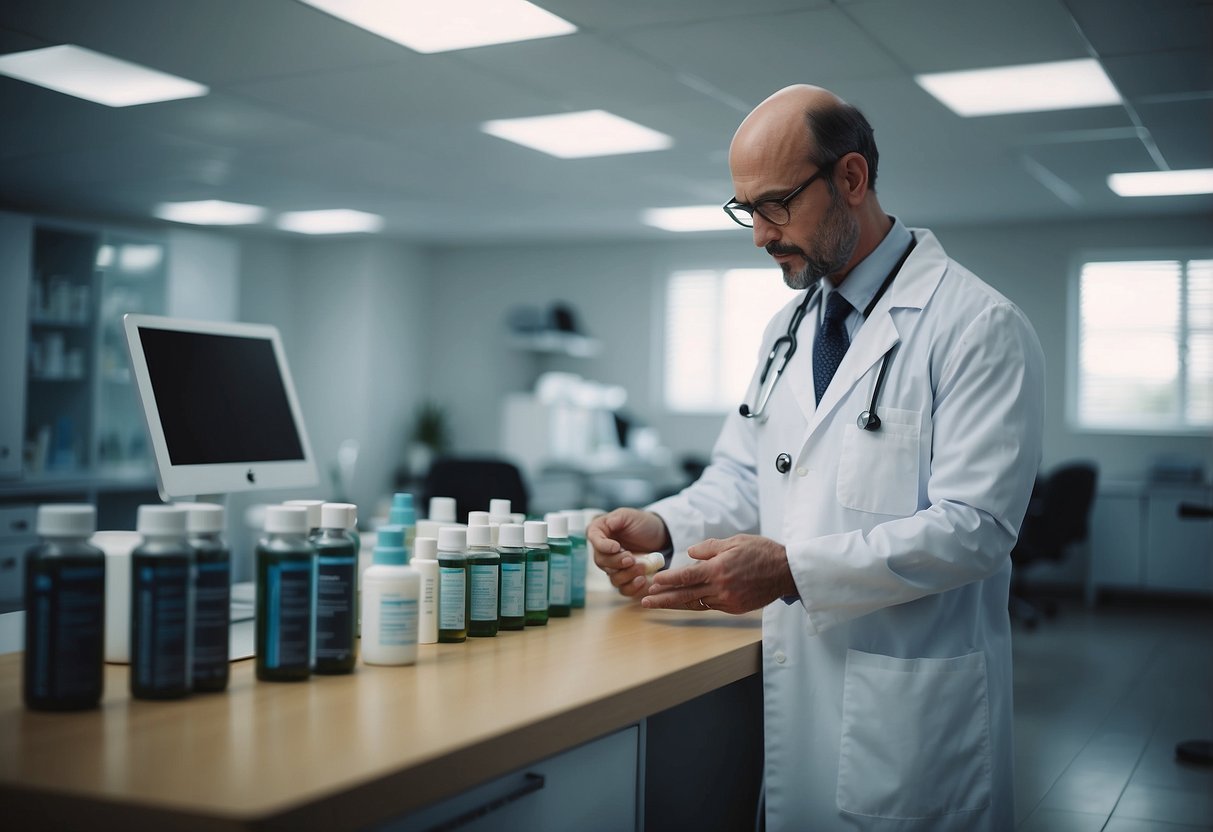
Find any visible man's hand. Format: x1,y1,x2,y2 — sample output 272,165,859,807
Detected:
642,534,797,614
587,509,671,599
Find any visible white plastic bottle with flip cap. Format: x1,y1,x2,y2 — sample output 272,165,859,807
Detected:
412,536,439,644
488,499,511,546
429,496,457,525
361,527,419,666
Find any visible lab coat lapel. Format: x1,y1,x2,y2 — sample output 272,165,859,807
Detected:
805,312,898,440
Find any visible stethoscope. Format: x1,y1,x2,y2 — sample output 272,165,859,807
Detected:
739,238,916,437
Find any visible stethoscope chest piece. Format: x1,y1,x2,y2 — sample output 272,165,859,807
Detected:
856,411,882,431
775,453,792,474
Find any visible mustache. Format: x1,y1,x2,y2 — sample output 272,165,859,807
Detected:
766,242,804,257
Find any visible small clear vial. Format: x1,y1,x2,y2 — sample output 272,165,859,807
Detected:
314,503,358,674
184,503,230,693
437,527,469,643
130,505,194,701
255,506,314,682
466,523,500,638
497,523,526,631
523,521,550,627
545,513,572,618
23,504,106,711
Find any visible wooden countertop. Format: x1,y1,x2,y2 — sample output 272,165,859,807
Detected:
0,592,762,831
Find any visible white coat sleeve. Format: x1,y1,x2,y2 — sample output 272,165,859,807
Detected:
791,301,1045,633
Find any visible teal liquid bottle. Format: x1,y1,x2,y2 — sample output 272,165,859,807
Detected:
184,503,230,693
389,492,417,551
545,513,572,618
466,523,500,638
130,505,195,701
523,520,550,627
314,503,358,674
496,523,526,631
437,527,469,643
256,506,314,682
566,509,588,609
23,504,105,711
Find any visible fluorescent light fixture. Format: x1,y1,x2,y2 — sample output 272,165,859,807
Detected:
118,245,164,272
916,58,1121,117
0,45,207,107
643,206,737,232
298,0,576,53
276,209,384,235
482,109,673,159
154,200,267,226
1108,169,1213,197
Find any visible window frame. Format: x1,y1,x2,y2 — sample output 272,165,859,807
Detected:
1067,247,1213,436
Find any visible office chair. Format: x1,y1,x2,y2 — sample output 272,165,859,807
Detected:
422,456,529,522
1009,460,1098,629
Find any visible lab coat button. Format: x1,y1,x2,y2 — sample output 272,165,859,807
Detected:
795,466,807,477
774,651,786,664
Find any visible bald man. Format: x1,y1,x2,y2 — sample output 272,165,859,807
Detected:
589,85,1043,830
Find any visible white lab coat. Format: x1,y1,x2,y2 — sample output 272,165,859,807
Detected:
648,229,1044,831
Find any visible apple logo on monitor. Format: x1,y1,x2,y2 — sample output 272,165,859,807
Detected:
246,469,256,484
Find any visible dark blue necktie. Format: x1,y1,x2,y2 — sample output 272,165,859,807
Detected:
813,291,852,404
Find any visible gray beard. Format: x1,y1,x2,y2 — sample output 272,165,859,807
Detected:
782,195,860,290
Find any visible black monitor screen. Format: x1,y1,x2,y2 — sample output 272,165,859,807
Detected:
139,327,305,465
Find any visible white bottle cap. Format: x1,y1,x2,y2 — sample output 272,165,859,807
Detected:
321,502,357,530
265,505,309,534
182,503,224,534
489,499,511,520
415,519,442,540
637,552,666,575
467,511,490,527
467,523,492,547
564,509,587,534
510,513,526,525
524,520,548,546
137,504,188,536
498,523,524,548
429,496,457,524
437,526,466,552
544,512,568,538
284,499,324,529
413,536,438,559
36,504,96,537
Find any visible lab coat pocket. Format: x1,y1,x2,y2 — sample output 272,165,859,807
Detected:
836,649,992,819
836,407,920,516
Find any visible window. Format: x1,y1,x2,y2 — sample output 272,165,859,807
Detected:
1073,257,1212,431
664,268,797,412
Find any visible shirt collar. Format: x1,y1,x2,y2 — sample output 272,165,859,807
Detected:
821,215,912,317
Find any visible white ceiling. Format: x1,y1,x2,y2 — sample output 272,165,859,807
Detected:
1,0,1210,243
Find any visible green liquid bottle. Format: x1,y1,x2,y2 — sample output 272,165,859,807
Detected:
130,505,195,701
545,513,572,618
466,523,500,638
437,527,469,643
497,523,526,631
566,510,588,609
314,503,358,674
185,503,230,694
523,520,550,627
256,506,314,682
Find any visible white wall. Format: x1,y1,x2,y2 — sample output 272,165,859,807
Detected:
425,214,1213,483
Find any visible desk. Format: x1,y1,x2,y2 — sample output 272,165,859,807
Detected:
0,593,762,830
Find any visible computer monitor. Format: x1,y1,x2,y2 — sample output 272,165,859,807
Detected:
123,314,318,501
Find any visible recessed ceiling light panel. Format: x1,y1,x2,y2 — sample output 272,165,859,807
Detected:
276,209,384,234
0,45,208,107
154,200,266,226
915,58,1121,117
482,110,673,158
1108,169,1213,197
298,0,576,53
643,206,737,232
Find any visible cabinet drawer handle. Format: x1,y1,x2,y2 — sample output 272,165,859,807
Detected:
423,772,545,832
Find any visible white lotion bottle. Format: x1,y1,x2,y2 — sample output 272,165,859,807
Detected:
360,526,419,666
412,536,440,645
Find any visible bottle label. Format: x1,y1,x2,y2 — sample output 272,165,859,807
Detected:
27,564,104,702
193,560,230,680
315,555,355,661
500,562,524,618
134,563,192,691
525,561,549,612
572,544,587,604
265,561,313,670
550,553,571,606
439,566,466,630
379,594,418,647
469,564,500,621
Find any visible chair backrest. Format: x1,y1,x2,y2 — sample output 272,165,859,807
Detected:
1015,461,1098,560
422,457,529,522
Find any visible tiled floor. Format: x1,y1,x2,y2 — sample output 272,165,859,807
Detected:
1013,597,1213,831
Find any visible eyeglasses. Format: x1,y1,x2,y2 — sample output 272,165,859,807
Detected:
722,162,835,228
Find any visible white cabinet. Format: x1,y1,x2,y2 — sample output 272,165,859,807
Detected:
0,213,32,478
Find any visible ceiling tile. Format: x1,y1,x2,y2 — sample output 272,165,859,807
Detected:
539,0,825,31
1136,98,1213,169
1104,49,1213,101
1068,0,1213,56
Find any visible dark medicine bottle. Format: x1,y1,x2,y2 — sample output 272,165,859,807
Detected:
466,522,500,638
130,505,195,700
256,506,314,682
523,520,550,627
185,503,230,693
313,502,358,674
496,523,527,631
24,504,106,711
